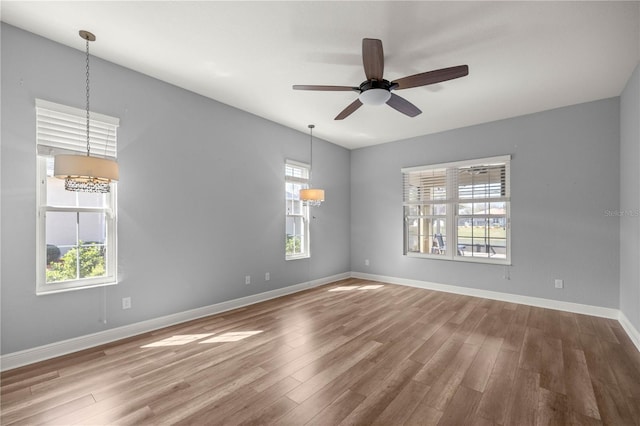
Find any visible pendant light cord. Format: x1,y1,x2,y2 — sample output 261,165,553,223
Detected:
308,124,315,186
85,37,91,157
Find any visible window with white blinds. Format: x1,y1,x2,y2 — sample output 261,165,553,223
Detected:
35,99,119,294
36,98,118,158
402,155,511,264
285,160,310,260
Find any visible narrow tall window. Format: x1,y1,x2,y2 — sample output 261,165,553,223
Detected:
403,155,511,264
36,99,119,294
285,160,310,259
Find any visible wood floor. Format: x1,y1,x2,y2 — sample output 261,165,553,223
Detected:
2,278,640,425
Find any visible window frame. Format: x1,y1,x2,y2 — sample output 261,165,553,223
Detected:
402,155,511,265
285,159,310,260
35,99,119,295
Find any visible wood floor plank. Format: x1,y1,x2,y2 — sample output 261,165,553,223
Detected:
409,321,459,365
527,306,547,331
304,389,365,426
271,355,377,425
436,385,482,426
240,396,298,426
591,377,637,426
503,368,540,426
1,394,96,426
477,349,520,424
412,330,466,386
502,322,526,353
286,339,381,404
421,343,480,411
465,311,496,346
600,340,640,398
2,280,639,425
348,335,425,397
626,396,640,426
338,358,423,425
370,380,430,426
578,332,620,386
512,303,531,326
576,313,598,335
487,306,515,339
591,316,620,344
461,335,503,392
537,388,568,426
539,335,566,394
403,402,443,425
563,343,602,421
519,326,545,372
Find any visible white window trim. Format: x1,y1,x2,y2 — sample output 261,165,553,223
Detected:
285,159,310,260
35,99,119,295
402,155,511,265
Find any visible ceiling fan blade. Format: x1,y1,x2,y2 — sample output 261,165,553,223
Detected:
293,85,359,91
386,93,422,117
362,38,384,80
335,99,363,120
391,65,469,90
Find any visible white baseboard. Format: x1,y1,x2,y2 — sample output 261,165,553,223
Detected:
0,272,350,372
618,311,640,352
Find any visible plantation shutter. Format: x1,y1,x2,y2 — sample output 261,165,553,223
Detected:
402,167,450,206
285,159,310,184
455,160,510,203
403,156,510,206
36,99,119,159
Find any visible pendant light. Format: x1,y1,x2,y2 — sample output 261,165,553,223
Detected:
299,124,325,206
54,30,119,193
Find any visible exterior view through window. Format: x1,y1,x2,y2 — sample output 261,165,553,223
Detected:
402,155,511,264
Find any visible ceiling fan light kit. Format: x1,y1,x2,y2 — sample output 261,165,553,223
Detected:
359,87,391,106
293,38,469,120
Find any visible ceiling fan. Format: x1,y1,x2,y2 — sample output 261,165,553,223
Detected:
293,38,469,120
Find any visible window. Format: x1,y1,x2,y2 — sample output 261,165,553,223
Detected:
285,160,310,259
402,155,510,264
36,99,119,294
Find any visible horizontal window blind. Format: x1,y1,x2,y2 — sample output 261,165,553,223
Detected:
455,162,510,203
36,99,119,159
403,156,510,205
285,159,310,184
402,168,449,204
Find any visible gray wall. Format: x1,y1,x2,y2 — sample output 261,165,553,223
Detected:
351,98,621,308
620,62,640,331
1,24,351,355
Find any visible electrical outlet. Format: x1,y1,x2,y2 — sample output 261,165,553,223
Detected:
265,272,270,281
365,259,370,266
245,275,251,285
122,297,131,310
554,279,564,289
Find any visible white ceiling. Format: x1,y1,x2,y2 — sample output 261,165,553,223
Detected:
2,1,639,149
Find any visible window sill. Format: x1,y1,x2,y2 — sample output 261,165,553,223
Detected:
36,280,118,296
406,252,511,266
286,255,310,261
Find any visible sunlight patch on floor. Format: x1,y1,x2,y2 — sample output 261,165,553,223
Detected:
329,285,385,292
358,285,384,290
141,334,214,348
200,331,263,343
